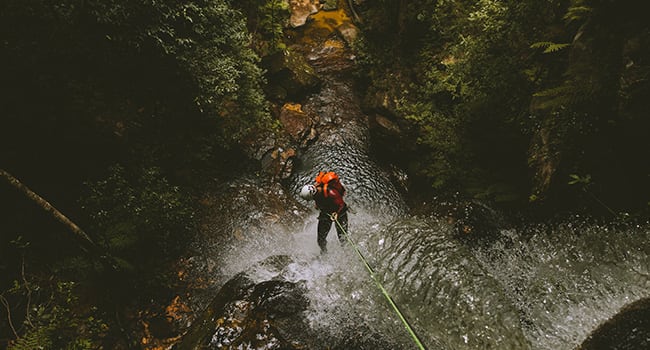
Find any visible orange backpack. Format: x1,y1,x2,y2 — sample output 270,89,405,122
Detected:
315,171,346,197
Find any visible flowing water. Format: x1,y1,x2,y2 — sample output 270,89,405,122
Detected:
190,75,650,349
185,9,650,349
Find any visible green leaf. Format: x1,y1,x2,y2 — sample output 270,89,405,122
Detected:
530,41,570,54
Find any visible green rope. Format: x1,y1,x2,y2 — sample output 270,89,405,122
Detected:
330,214,427,350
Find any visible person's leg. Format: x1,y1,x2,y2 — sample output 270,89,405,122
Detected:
335,211,348,244
317,217,332,253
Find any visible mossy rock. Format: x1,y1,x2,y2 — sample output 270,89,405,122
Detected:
322,0,338,11
263,50,321,100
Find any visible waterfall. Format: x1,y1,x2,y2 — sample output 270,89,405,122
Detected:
180,38,650,347
182,75,650,349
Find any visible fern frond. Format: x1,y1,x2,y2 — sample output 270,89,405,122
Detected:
7,326,53,350
544,43,569,53
564,5,592,23
530,41,570,54
530,41,554,49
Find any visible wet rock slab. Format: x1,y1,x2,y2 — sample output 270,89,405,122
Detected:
578,297,650,350
175,255,314,349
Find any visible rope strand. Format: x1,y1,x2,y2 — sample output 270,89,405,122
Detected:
330,214,427,350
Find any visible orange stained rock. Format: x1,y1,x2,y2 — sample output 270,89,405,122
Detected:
311,7,351,30
283,102,304,112
166,295,191,322
323,39,345,49
300,7,352,43
139,295,191,349
140,319,182,350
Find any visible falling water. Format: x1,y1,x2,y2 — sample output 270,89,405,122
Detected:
185,75,650,349
472,221,650,349
167,3,650,347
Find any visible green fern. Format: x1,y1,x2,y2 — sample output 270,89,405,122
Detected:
7,326,53,350
533,83,575,109
564,5,592,23
530,41,570,54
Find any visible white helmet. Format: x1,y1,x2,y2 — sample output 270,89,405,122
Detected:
299,184,317,200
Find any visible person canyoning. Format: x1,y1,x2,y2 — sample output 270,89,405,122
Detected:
300,171,349,253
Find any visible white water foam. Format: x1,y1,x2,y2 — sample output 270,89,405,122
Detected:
212,211,417,348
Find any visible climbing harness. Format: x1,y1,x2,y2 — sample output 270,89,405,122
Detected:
329,214,427,350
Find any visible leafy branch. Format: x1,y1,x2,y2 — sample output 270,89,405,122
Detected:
530,41,570,54
564,3,592,23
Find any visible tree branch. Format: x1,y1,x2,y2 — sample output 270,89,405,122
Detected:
0,294,19,340
0,169,118,270
0,169,95,248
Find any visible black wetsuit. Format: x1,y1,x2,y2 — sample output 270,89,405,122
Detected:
314,186,348,253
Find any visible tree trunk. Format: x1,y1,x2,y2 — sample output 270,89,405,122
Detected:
0,169,117,269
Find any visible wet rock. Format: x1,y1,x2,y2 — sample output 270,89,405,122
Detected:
361,70,409,116
370,114,401,137
304,127,318,147
444,199,507,244
174,256,314,350
364,88,400,116
578,297,650,350
261,147,297,180
198,176,307,244
264,50,321,100
241,118,279,163
336,21,359,45
279,103,314,143
289,0,320,28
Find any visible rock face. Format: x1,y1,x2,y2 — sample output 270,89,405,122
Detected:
289,0,320,28
256,103,317,180
279,103,315,143
264,50,321,100
371,114,400,137
578,298,650,350
175,255,314,350
336,21,358,45
577,298,650,350
261,146,297,180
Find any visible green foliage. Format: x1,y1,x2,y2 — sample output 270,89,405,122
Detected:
563,1,593,23
239,0,290,56
5,280,106,350
356,0,650,211
85,0,272,141
400,101,461,189
81,165,196,261
1,0,272,155
7,327,53,350
530,41,570,54
568,173,592,186
372,0,537,198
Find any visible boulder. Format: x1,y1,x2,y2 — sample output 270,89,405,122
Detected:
279,103,313,142
264,50,321,100
289,0,320,28
261,147,297,180
371,114,401,136
174,256,314,350
578,297,650,350
337,21,359,45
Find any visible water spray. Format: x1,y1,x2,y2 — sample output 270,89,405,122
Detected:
330,214,427,350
